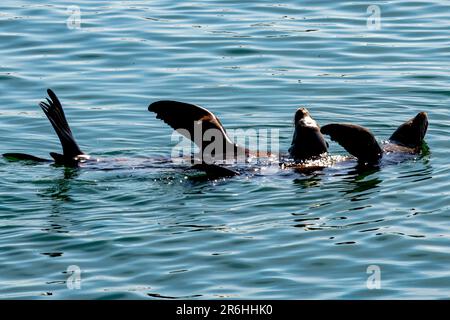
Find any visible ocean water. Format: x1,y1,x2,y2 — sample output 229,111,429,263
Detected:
0,0,449,299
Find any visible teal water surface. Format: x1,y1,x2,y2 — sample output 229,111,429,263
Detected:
0,0,449,299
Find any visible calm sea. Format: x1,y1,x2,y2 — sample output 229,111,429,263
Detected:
0,1,449,299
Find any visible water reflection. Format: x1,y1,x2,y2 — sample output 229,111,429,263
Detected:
37,167,80,235
420,141,431,157
343,166,382,202
290,155,433,234
47,166,79,202
292,172,323,189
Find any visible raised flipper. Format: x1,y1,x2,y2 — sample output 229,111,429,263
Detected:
191,163,240,179
389,112,428,148
321,123,383,164
148,100,247,162
3,153,51,162
39,89,86,164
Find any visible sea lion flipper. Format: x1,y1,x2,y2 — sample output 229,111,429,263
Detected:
148,100,238,154
49,152,65,163
321,123,383,164
389,112,428,148
3,153,51,162
191,163,239,179
39,89,84,159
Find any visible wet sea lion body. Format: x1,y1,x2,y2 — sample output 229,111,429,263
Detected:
148,100,332,175
149,100,429,175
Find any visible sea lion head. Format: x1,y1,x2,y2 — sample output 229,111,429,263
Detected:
389,111,428,148
294,107,310,124
288,107,328,162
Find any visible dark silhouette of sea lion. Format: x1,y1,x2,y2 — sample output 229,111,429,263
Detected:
320,112,428,165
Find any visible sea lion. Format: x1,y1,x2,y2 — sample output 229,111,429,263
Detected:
148,101,329,167
320,112,428,165
3,90,238,178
